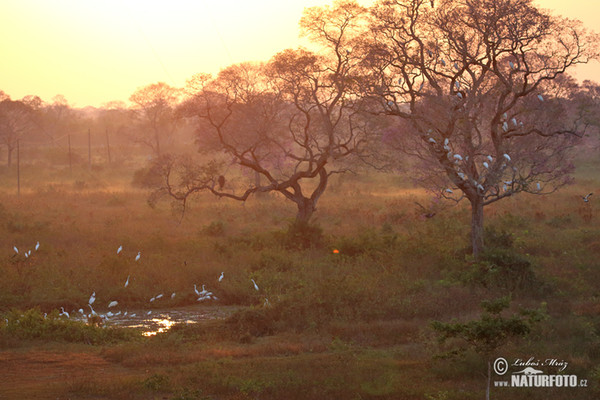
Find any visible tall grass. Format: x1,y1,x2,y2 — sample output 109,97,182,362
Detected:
0,153,599,399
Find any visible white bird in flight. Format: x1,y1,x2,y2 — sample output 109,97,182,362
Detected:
582,193,593,202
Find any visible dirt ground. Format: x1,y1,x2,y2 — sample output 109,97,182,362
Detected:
0,348,140,399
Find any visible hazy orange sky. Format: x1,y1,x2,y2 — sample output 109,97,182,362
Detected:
1,0,598,108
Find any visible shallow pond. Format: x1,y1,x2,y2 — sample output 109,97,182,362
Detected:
74,305,239,336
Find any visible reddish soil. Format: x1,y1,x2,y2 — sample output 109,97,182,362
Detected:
0,349,138,399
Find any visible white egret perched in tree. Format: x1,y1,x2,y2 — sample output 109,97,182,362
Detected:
453,154,463,161
108,301,118,308
512,117,518,127
135,252,141,262
483,162,489,169
117,245,123,255
124,275,130,288
251,279,259,291
219,272,224,282
502,121,509,132
537,94,544,102
487,155,493,163
13,246,18,254
503,154,511,162
155,294,163,300
445,189,453,194
536,182,541,191
89,292,96,305
509,61,516,70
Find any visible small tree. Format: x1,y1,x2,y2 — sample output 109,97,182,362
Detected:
129,82,181,156
0,97,35,167
431,296,546,400
360,0,598,257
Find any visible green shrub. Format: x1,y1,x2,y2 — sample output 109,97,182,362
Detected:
0,308,139,346
280,220,324,250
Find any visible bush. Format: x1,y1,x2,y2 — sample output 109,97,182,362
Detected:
280,221,324,250
0,308,139,346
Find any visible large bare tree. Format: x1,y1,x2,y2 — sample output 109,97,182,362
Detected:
154,1,377,225
359,0,598,256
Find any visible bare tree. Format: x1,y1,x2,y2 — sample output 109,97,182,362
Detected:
129,82,181,156
0,97,35,167
155,2,377,225
360,0,598,257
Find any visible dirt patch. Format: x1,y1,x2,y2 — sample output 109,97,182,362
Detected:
0,349,140,399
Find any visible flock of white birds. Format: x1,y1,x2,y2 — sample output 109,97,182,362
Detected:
10,243,263,323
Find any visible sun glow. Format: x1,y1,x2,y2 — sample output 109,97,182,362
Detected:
0,0,598,107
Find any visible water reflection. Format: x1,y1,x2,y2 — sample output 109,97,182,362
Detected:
76,306,238,336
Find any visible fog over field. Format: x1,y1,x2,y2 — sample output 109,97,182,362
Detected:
1,1,600,399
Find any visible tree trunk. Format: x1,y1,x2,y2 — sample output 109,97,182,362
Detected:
295,197,315,225
470,196,484,259
486,359,491,400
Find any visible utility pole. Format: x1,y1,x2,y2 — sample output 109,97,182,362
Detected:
88,128,91,170
105,128,111,164
17,139,20,197
68,134,72,174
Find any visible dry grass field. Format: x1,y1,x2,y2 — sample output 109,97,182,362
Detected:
1,146,599,399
